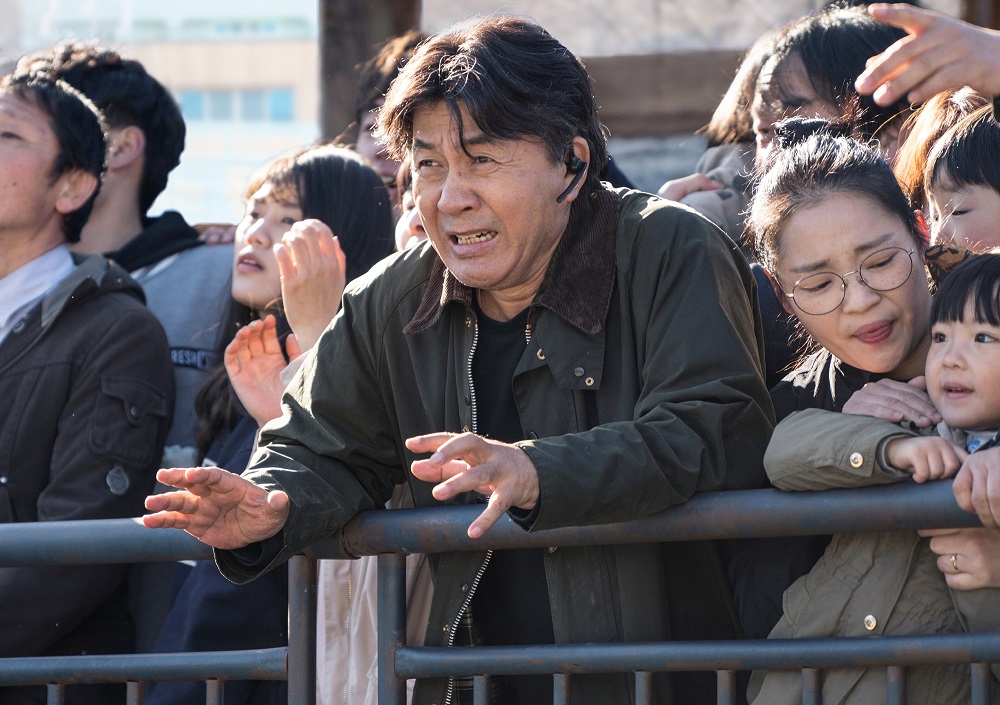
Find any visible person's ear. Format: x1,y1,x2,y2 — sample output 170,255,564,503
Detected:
54,169,99,215
764,266,795,316
107,125,146,170
556,136,591,204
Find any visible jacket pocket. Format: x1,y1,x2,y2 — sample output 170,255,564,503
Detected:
88,376,169,468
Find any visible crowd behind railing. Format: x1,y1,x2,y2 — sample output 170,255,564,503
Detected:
3,2,1000,705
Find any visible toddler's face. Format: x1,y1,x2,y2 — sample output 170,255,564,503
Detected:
928,179,1000,251
926,305,1000,431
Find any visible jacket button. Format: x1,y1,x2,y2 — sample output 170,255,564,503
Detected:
460,583,469,593
864,615,877,631
574,367,584,377
585,377,595,387
129,405,142,420
11,320,25,334
849,452,864,468
548,546,558,553
536,349,545,361
527,431,538,440
463,395,471,406
442,624,450,633
0,476,7,484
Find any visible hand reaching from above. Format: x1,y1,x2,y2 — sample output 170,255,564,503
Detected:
275,219,346,353
143,466,289,549
884,434,967,483
842,376,942,427
407,432,540,539
856,3,1000,106
225,315,302,427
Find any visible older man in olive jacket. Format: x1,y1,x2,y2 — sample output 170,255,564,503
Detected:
146,16,774,705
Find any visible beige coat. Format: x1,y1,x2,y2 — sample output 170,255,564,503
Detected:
316,484,434,705
750,409,1000,705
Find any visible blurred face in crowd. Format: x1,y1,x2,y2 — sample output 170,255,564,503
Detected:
752,53,839,168
231,182,303,312
394,186,427,251
773,191,932,380
927,177,1000,251
357,101,400,209
410,101,584,320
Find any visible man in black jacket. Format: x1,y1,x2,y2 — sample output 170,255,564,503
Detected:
0,73,173,705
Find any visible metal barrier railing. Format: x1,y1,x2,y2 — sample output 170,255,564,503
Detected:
0,480,990,705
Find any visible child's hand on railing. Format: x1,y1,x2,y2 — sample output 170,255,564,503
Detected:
884,435,967,483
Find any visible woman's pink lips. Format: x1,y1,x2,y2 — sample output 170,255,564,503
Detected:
853,320,893,344
236,250,264,272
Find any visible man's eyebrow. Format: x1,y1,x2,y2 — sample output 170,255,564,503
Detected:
412,132,498,151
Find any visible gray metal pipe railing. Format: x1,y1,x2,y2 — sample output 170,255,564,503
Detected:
0,480,990,705
309,480,979,559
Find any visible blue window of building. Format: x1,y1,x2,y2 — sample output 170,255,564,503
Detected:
208,90,234,120
267,89,294,122
241,90,266,121
178,90,204,121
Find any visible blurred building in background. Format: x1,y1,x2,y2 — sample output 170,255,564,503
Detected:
0,0,967,220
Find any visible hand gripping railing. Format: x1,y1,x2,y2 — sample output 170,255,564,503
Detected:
0,481,993,705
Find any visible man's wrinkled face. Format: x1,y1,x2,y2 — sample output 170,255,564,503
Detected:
410,101,581,318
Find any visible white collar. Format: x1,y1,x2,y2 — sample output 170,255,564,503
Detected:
0,245,75,342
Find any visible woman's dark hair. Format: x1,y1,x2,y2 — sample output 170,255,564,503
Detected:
194,144,395,458
266,143,395,281
751,117,923,274
703,25,788,147
932,254,1000,327
925,104,1000,205
894,88,989,211
765,3,910,144
375,15,609,191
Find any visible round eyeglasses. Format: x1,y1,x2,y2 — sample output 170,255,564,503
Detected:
784,246,915,316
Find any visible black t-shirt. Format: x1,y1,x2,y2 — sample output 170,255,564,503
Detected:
467,301,554,705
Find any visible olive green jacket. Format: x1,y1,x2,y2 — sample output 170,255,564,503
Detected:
218,185,774,705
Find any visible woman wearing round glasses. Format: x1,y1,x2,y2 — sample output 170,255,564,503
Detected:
754,126,933,419
741,119,1000,705
732,117,935,641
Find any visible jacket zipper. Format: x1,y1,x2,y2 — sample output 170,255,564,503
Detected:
442,312,535,705
342,567,353,705
444,317,488,705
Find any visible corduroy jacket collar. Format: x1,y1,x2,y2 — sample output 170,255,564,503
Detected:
404,183,621,335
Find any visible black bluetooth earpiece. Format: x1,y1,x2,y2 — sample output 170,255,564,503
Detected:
556,156,588,203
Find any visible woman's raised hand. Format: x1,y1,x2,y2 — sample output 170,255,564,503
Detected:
275,219,347,353
225,315,302,427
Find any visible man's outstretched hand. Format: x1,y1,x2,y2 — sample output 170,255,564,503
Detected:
144,467,290,549
407,432,539,539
